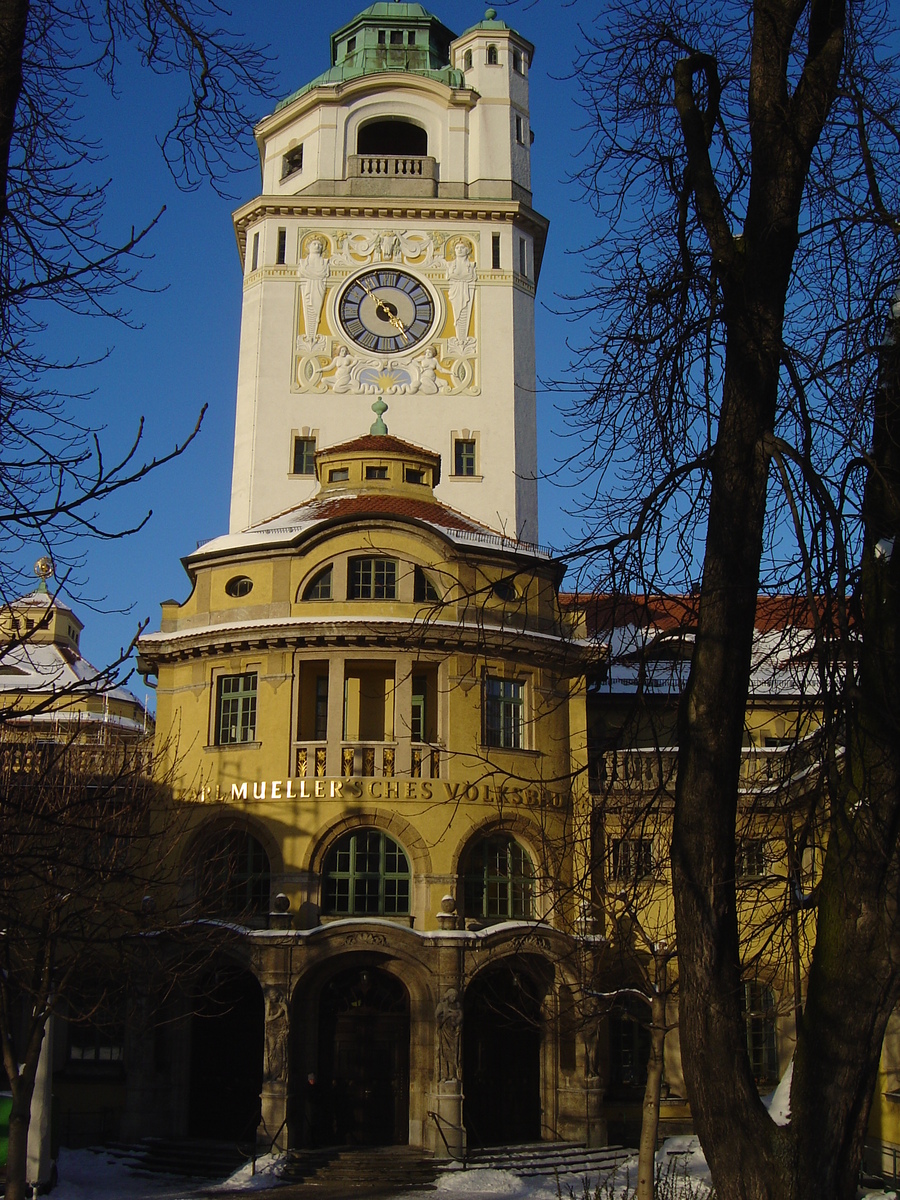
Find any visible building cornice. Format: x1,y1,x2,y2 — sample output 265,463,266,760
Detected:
231,195,550,275
138,614,590,671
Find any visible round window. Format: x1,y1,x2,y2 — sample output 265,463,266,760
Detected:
492,580,517,602
225,576,253,598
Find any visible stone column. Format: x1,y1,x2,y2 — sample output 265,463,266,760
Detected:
325,656,345,778
393,654,414,778
261,985,290,1150
428,931,466,1159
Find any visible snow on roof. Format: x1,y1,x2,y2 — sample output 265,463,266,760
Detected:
0,638,143,708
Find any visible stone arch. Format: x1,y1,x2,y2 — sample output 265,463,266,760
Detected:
289,943,437,1149
356,116,428,157
306,809,432,877
449,814,561,922
185,815,281,925
187,961,265,1141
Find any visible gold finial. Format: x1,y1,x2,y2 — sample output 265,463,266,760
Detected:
33,557,54,593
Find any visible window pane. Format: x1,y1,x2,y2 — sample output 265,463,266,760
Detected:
216,673,257,744
323,831,410,916
293,437,316,474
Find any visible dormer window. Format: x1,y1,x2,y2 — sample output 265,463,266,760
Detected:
487,44,499,65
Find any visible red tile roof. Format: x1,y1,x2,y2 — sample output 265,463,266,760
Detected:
319,433,440,461
563,594,826,637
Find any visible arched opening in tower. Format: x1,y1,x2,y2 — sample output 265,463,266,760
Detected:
357,120,427,158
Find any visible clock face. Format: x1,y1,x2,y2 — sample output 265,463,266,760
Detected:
337,268,436,354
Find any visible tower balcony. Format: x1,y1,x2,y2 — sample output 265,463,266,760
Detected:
347,153,438,197
293,739,442,780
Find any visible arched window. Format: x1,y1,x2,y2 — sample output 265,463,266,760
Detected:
324,830,411,916
303,565,333,600
463,49,473,71
487,44,499,65
357,120,427,157
463,835,533,920
198,829,270,923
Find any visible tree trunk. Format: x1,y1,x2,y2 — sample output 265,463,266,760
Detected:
636,953,668,1200
671,3,850,1197
4,1082,34,1200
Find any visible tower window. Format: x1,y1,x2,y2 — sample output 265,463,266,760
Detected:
378,30,386,45
250,231,259,272
324,830,411,917
464,49,473,71
483,677,524,749
329,467,349,482
492,233,501,270
487,44,499,65
225,576,253,599
513,49,523,74
347,36,356,53
215,673,257,745
366,465,389,480
390,30,403,45
358,119,427,157
519,236,527,277
276,228,286,265
348,557,397,600
405,468,426,485
408,31,416,45
304,566,333,601
293,436,316,475
515,115,525,145
281,145,303,179
414,567,440,603
454,438,477,476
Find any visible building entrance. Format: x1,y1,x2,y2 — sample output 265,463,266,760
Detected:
463,963,543,1146
317,965,410,1146
187,966,264,1141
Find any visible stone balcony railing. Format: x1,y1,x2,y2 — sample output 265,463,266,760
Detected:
591,741,823,797
346,154,438,197
0,737,154,779
293,740,441,780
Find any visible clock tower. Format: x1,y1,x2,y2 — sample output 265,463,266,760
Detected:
229,3,548,543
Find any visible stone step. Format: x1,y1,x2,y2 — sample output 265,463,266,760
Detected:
95,1137,248,1180
281,1145,438,1190
465,1141,635,1178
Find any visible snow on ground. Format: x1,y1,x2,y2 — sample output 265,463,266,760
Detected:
44,1140,900,1199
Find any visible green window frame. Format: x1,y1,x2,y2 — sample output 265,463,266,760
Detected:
304,565,333,600
743,982,778,1084
454,438,477,476
323,830,411,916
463,835,534,919
198,829,270,922
483,677,524,748
348,557,397,600
215,672,257,745
293,436,316,475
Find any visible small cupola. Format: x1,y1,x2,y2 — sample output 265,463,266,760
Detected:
314,400,441,496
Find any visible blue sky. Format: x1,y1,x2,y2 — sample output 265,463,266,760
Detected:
32,1,596,681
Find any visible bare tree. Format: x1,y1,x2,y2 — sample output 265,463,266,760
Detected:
0,0,272,611
565,2,900,1196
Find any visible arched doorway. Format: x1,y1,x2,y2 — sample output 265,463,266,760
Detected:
188,966,264,1142
317,965,410,1146
463,963,543,1146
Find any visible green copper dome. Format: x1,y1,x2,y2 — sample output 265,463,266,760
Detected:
276,3,464,112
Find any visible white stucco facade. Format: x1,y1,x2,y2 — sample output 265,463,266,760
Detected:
228,7,548,543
